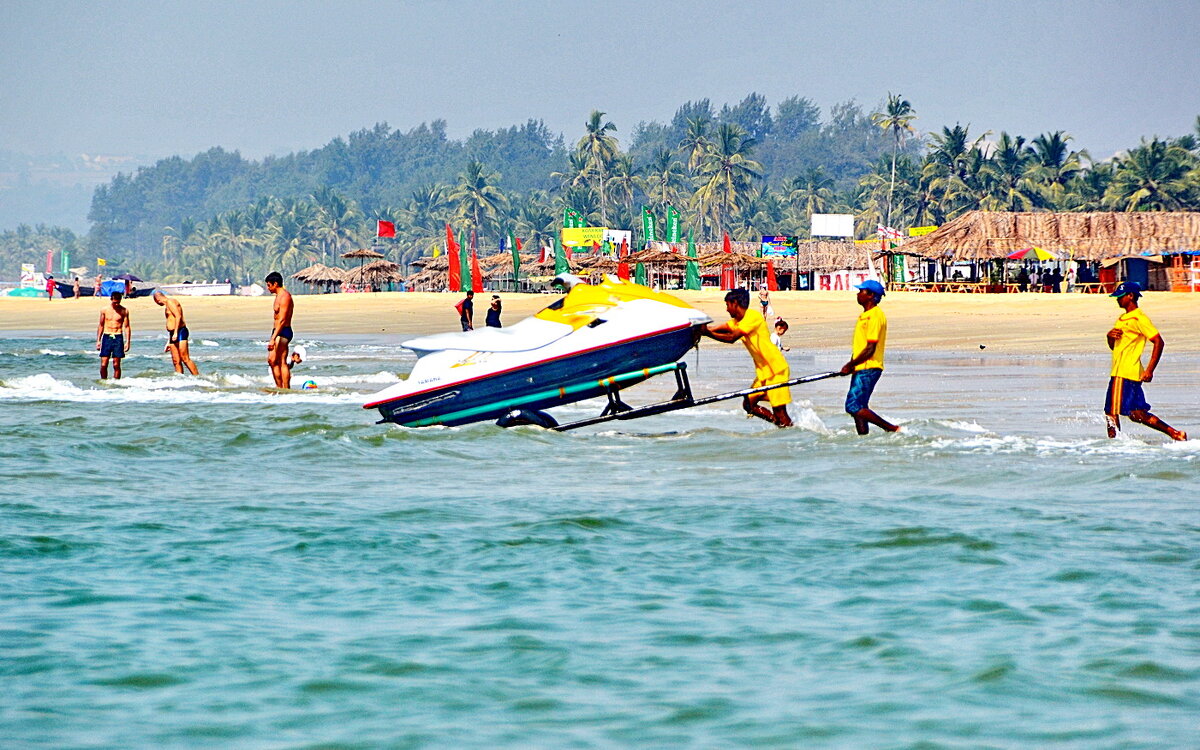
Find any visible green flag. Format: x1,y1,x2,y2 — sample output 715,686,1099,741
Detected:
641,206,657,243
666,206,680,243
458,229,471,292
685,228,700,291
553,235,569,275
508,230,520,288
634,261,647,285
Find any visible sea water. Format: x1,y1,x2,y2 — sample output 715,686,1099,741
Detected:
1,332,1198,748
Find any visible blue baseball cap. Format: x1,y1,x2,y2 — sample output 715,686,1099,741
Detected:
854,279,886,297
1110,281,1142,298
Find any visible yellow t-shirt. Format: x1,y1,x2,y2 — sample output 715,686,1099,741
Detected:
851,306,887,371
729,308,791,404
1110,308,1159,381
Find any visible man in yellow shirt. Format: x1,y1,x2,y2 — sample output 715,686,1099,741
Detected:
1104,282,1186,441
702,288,793,427
840,280,900,435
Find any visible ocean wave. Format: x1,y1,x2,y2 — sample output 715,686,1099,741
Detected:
0,372,364,406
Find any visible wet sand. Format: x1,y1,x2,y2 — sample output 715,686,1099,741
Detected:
3,290,1198,355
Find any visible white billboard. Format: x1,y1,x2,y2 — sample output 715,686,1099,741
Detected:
811,213,855,238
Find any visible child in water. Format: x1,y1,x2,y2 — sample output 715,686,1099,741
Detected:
770,319,790,353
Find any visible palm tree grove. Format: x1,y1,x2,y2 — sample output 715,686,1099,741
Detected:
5,95,1200,281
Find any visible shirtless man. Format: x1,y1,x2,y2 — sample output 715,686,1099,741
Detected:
96,291,131,379
264,271,295,389
153,291,199,375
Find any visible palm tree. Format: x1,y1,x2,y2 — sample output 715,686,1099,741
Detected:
870,93,917,227
551,152,591,191
514,191,558,254
1104,137,1196,210
311,187,362,263
693,123,762,238
786,166,835,232
979,132,1043,211
678,116,712,175
449,160,508,240
576,110,619,224
641,148,688,214
607,154,639,222
1027,131,1086,208
923,124,989,217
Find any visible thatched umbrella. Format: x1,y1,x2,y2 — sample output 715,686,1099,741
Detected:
292,264,325,283
344,259,403,291
341,248,387,282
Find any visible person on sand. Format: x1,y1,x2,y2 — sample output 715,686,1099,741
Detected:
757,285,773,319
1104,281,1187,441
840,280,900,435
153,291,199,375
701,288,792,427
264,271,295,389
457,290,475,331
45,275,55,301
72,277,80,300
94,274,103,298
485,295,502,328
96,291,131,379
770,318,790,353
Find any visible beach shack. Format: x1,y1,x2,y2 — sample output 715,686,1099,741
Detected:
893,211,1200,293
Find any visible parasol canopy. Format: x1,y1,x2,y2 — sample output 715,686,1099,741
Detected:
1006,246,1057,261
113,272,143,281
340,249,386,260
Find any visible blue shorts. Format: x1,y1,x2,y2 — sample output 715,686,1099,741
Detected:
845,368,883,414
99,334,124,359
276,326,293,342
170,325,189,343
1105,377,1151,416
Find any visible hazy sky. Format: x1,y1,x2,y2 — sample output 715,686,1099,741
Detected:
3,0,1199,162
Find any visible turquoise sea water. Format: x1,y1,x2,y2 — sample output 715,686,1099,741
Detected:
2,331,1198,748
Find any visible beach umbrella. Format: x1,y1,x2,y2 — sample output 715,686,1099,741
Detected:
341,248,386,289
113,272,143,282
1006,246,1057,261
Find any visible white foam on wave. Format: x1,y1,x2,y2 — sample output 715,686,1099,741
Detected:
199,340,220,347
37,349,67,356
0,372,363,406
923,431,1197,457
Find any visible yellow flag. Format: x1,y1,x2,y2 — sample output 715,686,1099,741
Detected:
432,245,441,258
96,258,107,266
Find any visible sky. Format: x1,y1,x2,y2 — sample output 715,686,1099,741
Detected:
2,0,1200,162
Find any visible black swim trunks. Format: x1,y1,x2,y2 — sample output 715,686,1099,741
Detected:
170,325,189,344
99,334,124,359
276,326,293,342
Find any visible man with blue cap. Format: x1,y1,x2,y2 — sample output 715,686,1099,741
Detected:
1104,281,1187,441
840,279,899,434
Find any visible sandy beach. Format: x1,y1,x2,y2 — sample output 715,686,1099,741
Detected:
4,290,1198,356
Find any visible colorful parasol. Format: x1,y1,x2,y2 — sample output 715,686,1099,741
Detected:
1006,246,1057,261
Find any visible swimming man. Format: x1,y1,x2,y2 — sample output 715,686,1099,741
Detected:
265,271,295,389
96,291,131,379
702,288,792,427
841,280,899,434
153,291,199,375
1104,281,1186,441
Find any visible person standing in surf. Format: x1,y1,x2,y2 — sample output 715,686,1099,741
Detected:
840,280,900,435
96,291,131,379
701,288,793,427
153,291,199,375
485,295,502,328
1104,281,1187,441
265,271,295,389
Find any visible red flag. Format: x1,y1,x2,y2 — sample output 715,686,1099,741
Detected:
593,241,601,256
470,249,483,293
619,237,628,259
766,259,778,291
446,224,461,292
516,237,522,251
721,233,734,289
376,220,396,238
617,237,630,280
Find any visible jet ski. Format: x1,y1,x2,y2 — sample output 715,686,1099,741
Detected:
364,274,712,427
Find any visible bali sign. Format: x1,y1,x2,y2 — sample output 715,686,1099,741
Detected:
815,269,879,291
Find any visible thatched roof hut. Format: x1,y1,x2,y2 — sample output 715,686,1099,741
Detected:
344,260,404,287
795,240,876,272
899,211,1200,261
